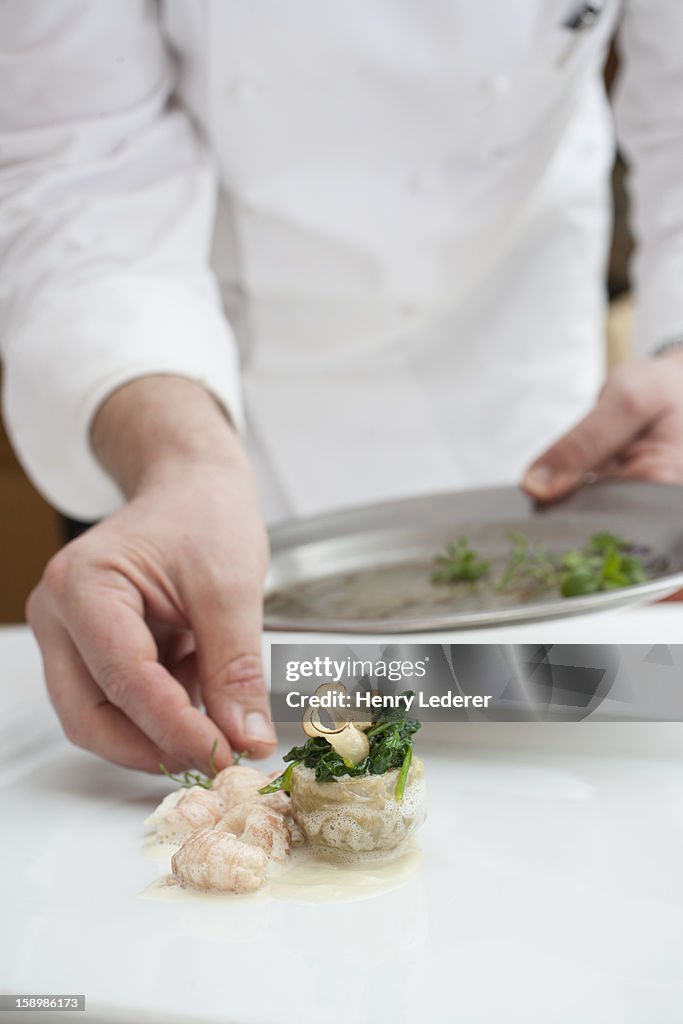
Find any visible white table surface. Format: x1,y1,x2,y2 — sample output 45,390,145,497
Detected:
2,611,683,1024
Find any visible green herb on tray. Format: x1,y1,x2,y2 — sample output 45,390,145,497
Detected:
430,537,491,583
431,530,649,600
495,531,558,594
558,533,647,597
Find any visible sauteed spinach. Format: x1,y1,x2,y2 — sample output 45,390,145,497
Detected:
260,696,421,797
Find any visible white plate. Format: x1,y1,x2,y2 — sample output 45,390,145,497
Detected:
3,674,683,1022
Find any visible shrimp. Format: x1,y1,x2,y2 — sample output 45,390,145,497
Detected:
218,803,291,863
212,765,268,805
145,787,225,843
212,764,290,815
171,827,268,894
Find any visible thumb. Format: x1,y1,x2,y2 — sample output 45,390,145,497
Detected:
521,376,655,503
183,570,277,758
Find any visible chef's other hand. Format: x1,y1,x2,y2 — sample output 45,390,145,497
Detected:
522,352,683,502
26,376,276,774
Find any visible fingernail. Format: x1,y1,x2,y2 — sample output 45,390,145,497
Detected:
523,465,556,493
245,711,277,744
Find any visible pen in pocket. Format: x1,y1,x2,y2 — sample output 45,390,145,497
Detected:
557,1,605,68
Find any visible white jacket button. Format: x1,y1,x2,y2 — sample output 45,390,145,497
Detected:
483,74,512,97
408,171,434,194
399,303,419,320
229,79,255,101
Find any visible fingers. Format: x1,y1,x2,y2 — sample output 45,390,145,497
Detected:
613,438,683,484
155,628,202,707
27,587,175,773
44,567,233,775
617,457,680,482
170,651,203,708
181,564,277,759
522,367,659,503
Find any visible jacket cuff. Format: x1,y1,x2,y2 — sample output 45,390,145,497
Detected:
2,274,243,520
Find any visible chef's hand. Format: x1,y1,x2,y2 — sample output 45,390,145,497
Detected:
522,352,683,502
26,376,276,774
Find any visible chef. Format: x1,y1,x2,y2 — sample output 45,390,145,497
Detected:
2,1,682,773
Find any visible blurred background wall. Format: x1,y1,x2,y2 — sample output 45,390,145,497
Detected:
0,44,635,623
0,384,62,622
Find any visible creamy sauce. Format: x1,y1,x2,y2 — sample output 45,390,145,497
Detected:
142,833,180,865
140,839,421,905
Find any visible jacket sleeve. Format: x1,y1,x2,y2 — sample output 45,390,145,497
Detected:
613,2,683,358
0,0,243,520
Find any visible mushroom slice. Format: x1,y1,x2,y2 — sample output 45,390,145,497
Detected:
303,706,346,738
327,724,370,764
315,682,352,727
302,708,370,765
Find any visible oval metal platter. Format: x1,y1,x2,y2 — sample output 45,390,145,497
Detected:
263,481,683,633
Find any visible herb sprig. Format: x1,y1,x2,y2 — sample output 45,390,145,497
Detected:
159,743,250,789
495,532,557,594
431,538,490,583
259,693,421,801
431,530,649,600
558,532,647,596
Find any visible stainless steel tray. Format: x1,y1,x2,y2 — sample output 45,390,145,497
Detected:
263,482,683,632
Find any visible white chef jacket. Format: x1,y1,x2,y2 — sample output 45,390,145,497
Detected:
0,1,681,524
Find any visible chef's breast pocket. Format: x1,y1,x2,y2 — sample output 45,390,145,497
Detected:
547,1,622,77
480,0,621,160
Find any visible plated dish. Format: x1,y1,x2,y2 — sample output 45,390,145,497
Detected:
145,687,426,896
